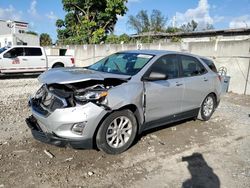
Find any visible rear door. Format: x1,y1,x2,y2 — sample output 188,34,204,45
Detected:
178,55,211,112
1,47,27,73
144,54,184,123
24,47,46,71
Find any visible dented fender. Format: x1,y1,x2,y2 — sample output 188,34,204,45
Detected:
106,82,145,126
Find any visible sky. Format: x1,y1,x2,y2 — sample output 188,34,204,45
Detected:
0,0,249,42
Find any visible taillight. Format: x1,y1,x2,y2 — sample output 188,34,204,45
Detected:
70,58,75,65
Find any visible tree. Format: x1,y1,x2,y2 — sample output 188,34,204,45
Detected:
203,23,214,30
26,31,38,36
40,33,52,46
105,33,130,44
181,20,214,32
166,27,182,33
150,10,167,32
181,20,198,32
56,0,128,44
128,9,167,33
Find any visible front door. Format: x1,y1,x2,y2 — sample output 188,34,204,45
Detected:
144,54,184,123
1,47,27,73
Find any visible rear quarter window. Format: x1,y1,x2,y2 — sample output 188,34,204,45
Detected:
201,58,218,73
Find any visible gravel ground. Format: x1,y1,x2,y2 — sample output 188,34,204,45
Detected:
0,76,249,188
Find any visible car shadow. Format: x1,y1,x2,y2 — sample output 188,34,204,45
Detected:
182,152,220,188
0,73,41,79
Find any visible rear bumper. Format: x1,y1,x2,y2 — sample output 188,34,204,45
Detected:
25,115,93,149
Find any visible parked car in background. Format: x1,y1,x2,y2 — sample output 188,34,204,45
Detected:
0,46,74,73
26,50,222,154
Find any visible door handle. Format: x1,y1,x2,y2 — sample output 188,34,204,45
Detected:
203,78,208,81
176,83,183,86
22,59,28,61
41,58,45,60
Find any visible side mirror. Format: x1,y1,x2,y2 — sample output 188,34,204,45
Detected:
3,52,12,58
142,72,167,81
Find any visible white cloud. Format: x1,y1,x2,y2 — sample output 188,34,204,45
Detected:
28,0,37,16
175,0,213,28
46,11,58,21
229,15,250,28
0,5,22,21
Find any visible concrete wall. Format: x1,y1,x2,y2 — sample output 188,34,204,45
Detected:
60,39,250,95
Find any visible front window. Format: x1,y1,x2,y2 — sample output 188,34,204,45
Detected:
149,55,179,79
3,47,24,58
88,53,154,76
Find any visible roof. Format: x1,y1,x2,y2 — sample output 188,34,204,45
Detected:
119,50,203,58
0,19,28,24
122,50,171,55
131,28,250,38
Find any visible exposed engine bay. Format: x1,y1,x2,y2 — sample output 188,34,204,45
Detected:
32,78,127,114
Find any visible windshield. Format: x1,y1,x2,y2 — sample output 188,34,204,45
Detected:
0,47,7,54
88,52,154,76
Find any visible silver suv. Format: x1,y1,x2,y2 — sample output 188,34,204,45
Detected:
26,50,221,154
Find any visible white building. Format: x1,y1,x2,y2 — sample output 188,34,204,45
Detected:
0,20,39,47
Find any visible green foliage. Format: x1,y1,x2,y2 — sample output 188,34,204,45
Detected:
26,31,38,36
128,9,167,33
105,33,130,44
119,33,130,43
40,33,52,46
181,20,198,32
180,20,214,32
150,10,167,32
170,37,182,42
56,0,128,44
166,27,182,33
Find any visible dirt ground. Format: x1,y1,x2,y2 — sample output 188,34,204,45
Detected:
0,76,249,188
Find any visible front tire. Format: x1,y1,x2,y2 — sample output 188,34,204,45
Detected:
199,94,216,121
96,110,137,155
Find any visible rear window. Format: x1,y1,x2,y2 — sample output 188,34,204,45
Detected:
201,58,217,73
24,48,42,56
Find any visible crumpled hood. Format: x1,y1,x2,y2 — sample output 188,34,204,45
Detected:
38,67,131,84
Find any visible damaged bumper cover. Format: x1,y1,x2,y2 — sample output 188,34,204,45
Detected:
26,98,108,149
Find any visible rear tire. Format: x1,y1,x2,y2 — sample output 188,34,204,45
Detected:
199,94,216,121
96,110,137,155
52,63,64,68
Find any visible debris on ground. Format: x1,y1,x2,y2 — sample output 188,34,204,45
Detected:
88,171,94,176
44,150,54,159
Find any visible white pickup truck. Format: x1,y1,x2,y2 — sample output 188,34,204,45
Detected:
0,46,75,73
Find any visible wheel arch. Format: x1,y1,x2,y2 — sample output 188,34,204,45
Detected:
92,103,142,149
52,62,64,68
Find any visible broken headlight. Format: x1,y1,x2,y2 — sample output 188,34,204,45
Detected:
35,85,46,99
74,90,108,102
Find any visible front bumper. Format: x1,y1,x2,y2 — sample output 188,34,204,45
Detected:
27,98,108,149
26,115,92,148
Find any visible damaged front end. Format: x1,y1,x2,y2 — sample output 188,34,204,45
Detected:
27,77,129,148
31,78,128,114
